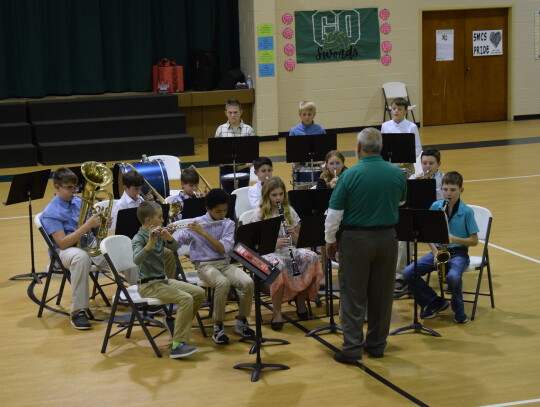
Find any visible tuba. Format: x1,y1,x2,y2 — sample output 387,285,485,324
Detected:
77,161,114,256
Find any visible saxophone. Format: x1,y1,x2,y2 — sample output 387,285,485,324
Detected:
277,203,301,276
436,199,451,284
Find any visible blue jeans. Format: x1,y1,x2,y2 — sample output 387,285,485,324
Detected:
402,252,470,314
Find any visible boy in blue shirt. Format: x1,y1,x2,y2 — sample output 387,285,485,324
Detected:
289,100,326,135
402,171,479,323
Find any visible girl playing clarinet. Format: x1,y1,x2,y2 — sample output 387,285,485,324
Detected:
249,177,323,330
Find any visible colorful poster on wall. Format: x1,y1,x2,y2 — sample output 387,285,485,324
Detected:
294,8,380,63
472,30,503,56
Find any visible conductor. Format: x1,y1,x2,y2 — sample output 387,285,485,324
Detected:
325,128,406,363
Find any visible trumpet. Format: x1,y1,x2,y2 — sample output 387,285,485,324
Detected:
436,199,451,284
416,169,435,180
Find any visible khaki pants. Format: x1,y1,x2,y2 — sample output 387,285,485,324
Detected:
197,259,254,322
138,279,205,343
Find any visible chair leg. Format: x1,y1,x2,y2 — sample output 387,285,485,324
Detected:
196,313,207,337
57,274,68,305
101,290,121,353
486,261,495,308
38,271,53,317
89,272,111,307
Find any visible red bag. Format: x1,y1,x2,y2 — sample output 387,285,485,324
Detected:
152,58,184,93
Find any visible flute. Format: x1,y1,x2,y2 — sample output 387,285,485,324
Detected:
277,203,301,276
151,219,228,235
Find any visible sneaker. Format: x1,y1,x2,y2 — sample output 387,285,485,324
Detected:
420,297,450,319
212,326,230,345
334,351,362,365
234,318,256,338
454,311,469,324
164,317,175,338
71,311,91,330
394,279,408,293
170,343,197,359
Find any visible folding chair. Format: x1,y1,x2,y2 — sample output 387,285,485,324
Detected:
100,235,171,357
34,213,110,319
238,209,256,226
465,205,495,320
231,186,252,220
382,82,417,122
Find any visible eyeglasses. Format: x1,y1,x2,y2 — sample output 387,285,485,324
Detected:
60,185,80,193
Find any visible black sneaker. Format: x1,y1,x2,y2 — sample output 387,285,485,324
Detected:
394,279,408,293
170,343,197,359
234,319,255,338
212,326,230,345
334,351,362,365
420,298,450,319
71,311,91,330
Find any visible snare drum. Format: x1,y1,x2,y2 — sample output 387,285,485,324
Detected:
113,160,170,199
292,166,323,190
220,173,250,194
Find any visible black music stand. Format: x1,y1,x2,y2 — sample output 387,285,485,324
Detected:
232,220,289,382
234,217,289,354
381,133,416,164
5,169,51,283
181,195,236,220
296,215,343,337
286,134,337,186
288,189,333,218
394,179,437,299
390,208,449,337
115,204,170,239
208,136,259,190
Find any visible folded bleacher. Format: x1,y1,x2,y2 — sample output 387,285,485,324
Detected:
28,94,193,165
0,102,38,168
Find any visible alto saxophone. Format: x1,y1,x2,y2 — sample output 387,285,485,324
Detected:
436,199,451,284
277,203,301,276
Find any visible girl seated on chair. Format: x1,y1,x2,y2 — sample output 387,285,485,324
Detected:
248,177,323,330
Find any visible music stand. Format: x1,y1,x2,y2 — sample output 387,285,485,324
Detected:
295,215,343,337
5,169,51,283
390,208,449,337
286,134,337,186
381,133,416,164
288,189,333,219
232,219,289,382
208,136,259,190
115,204,170,239
181,195,236,221
394,179,437,299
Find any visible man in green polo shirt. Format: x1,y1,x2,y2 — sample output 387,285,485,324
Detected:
325,127,406,363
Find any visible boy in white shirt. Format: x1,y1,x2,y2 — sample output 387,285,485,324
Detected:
248,157,273,208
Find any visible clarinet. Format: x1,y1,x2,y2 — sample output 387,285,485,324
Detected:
277,203,301,276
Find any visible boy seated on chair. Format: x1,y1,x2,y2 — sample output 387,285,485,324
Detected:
133,201,205,359
41,168,137,330
174,188,255,345
111,170,153,231
170,167,204,222
402,171,479,324
381,97,422,176
248,157,273,208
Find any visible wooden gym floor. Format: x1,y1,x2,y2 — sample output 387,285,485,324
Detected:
0,120,539,407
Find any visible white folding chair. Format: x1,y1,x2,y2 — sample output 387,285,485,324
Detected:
147,155,181,195
382,82,417,122
231,186,252,219
100,235,172,357
238,209,256,226
465,205,495,320
34,213,110,319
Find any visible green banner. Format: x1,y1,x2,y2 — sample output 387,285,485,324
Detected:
294,8,380,63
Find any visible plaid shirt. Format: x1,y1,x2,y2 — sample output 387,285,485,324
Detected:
170,190,197,222
215,120,255,137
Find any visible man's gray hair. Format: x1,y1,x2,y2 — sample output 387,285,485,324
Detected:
357,127,383,154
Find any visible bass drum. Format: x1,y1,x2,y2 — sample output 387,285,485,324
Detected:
113,160,170,199
292,166,323,190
